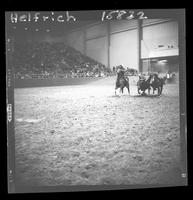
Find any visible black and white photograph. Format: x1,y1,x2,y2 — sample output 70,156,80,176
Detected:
6,9,187,193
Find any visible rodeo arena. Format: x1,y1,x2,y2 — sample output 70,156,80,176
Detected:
7,12,185,190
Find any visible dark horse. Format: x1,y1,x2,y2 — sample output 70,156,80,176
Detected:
137,74,153,95
115,70,130,95
150,74,166,95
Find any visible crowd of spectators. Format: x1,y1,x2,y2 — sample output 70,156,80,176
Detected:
112,65,138,76
13,41,112,79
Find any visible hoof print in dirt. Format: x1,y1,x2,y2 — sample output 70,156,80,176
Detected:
50,130,55,134
85,163,97,170
101,177,116,185
72,152,80,157
133,155,143,162
63,179,72,185
81,171,90,179
141,93,147,96
76,136,84,143
139,135,146,141
166,137,172,142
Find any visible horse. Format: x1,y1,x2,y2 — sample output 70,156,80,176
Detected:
166,73,176,83
115,70,130,95
137,74,153,95
150,74,165,95
162,76,167,85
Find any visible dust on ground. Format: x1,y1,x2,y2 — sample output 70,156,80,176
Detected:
14,76,182,186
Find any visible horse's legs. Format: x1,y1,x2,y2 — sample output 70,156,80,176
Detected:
115,87,118,95
121,87,124,94
148,87,150,95
160,85,163,94
127,85,130,95
120,87,123,94
142,89,145,95
159,87,161,95
157,87,160,95
138,88,141,94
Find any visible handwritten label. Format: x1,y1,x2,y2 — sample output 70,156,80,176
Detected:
102,10,148,21
7,69,12,87
181,173,186,178
9,10,147,25
10,11,77,23
7,104,12,123
8,170,13,183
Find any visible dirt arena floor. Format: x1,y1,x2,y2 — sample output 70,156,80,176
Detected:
14,76,183,188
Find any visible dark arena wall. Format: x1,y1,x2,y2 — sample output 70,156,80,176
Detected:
14,77,104,88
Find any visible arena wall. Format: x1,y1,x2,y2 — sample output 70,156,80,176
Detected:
110,29,138,69
109,19,137,33
142,20,179,59
59,19,179,71
86,36,108,66
86,23,107,39
65,29,85,54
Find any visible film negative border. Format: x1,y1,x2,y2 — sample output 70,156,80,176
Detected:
5,9,187,193
6,25,16,193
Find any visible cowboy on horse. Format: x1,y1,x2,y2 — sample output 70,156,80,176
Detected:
115,65,130,95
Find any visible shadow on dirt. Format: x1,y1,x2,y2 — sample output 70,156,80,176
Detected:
109,94,163,98
131,94,162,98
109,95,121,98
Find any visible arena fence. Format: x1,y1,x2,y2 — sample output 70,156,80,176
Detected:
14,77,105,88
